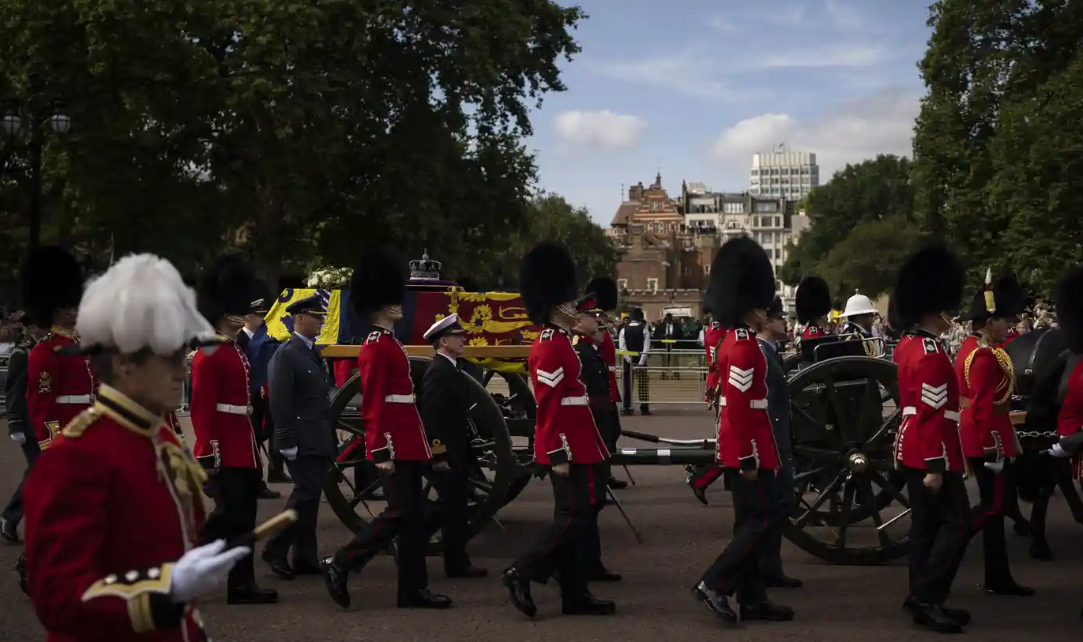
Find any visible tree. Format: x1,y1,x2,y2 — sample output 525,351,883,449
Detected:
816,215,925,301
778,155,913,285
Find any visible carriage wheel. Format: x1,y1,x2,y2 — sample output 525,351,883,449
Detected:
323,356,534,554
783,356,911,565
783,353,802,375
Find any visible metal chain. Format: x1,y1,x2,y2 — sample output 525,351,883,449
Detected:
1016,430,1057,439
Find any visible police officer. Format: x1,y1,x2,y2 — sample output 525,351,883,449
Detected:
891,244,971,633
502,242,614,618
618,308,651,416
323,248,450,610
2,316,44,546
263,295,337,579
191,255,277,605
693,237,791,624
419,313,487,578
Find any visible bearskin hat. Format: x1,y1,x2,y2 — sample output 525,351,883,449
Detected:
520,242,578,325
795,276,831,324
964,273,1026,323
892,243,964,327
585,276,618,312
350,247,407,317
706,237,776,329
196,254,259,323
1055,265,1083,353
21,246,84,327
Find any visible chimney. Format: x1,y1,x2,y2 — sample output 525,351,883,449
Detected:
629,181,644,202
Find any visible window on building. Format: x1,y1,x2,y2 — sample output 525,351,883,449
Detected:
618,279,628,291
649,200,661,212
774,216,781,227
647,278,659,293
704,264,711,275
774,248,781,259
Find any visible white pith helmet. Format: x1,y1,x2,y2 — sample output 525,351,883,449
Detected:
840,290,877,318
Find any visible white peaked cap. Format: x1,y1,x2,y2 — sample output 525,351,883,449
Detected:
840,290,878,317
423,313,467,342
76,254,216,355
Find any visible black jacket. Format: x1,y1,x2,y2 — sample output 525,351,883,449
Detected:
419,353,474,465
270,334,337,458
5,338,34,437
758,338,792,461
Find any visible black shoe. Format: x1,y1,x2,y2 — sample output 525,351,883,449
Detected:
502,568,537,617
1011,517,1032,536
764,575,803,589
227,584,279,604
258,486,282,500
0,518,18,544
640,408,652,416
261,549,294,580
904,597,969,625
693,582,737,624
1029,538,1054,561
15,554,28,595
740,600,795,621
607,477,628,490
267,471,291,484
912,603,963,633
446,566,488,579
985,581,1035,596
690,483,708,505
322,559,351,608
562,593,616,615
398,588,452,609
621,408,634,416
587,567,622,582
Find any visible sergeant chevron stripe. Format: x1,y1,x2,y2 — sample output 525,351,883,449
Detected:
728,365,754,392
920,382,948,410
536,367,565,388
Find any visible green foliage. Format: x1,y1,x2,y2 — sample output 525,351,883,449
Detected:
817,215,925,303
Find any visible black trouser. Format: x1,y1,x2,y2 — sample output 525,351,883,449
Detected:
333,460,429,596
903,467,972,605
252,396,285,481
758,460,794,581
265,455,329,568
621,361,649,412
965,457,1018,585
2,439,41,527
201,467,262,589
700,468,785,605
513,463,598,598
424,462,473,573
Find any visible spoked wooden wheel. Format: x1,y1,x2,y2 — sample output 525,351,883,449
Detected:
323,356,533,554
783,356,912,565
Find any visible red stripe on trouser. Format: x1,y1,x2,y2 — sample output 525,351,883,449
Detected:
972,469,1005,532
716,475,770,591
692,465,724,489
336,438,363,464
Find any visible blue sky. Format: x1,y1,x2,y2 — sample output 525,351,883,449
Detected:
527,0,933,224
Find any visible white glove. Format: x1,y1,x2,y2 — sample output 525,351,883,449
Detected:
1041,443,1071,458
280,446,298,461
171,540,250,603
10,433,26,444
983,460,1005,473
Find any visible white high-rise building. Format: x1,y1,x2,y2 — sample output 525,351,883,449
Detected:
749,149,819,201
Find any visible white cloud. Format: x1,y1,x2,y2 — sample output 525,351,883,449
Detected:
825,0,865,30
554,110,647,150
708,87,920,180
586,47,733,101
756,44,885,69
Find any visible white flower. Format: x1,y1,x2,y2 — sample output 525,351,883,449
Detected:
305,265,353,289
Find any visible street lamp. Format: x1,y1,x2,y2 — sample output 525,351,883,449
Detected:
3,74,73,248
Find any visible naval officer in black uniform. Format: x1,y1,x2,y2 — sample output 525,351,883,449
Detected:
419,314,487,578
264,295,338,579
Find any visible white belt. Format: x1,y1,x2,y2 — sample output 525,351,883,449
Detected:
720,397,768,410
385,395,414,404
56,395,91,405
216,403,251,415
560,396,589,406
902,406,960,422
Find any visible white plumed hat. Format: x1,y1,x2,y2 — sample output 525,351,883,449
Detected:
76,254,216,355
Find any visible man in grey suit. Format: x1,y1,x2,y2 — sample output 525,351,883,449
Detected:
264,295,338,580
754,296,803,589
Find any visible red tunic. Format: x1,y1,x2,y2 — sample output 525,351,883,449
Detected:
1000,326,1019,348
1056,359,1083,478
190,339,260,469
955,334,1019,458
357,327,431,462
801,324,828,341
332,358,354,387
715,327,779,470
893,332,964,472
24,385,210,642
703,322,726,401
599,331,621,403
27,328,96,449
530,326,608,466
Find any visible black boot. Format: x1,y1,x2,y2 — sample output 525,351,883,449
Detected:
502,568,537,617
912,603,963,633
562,592,616,615
904,596,969,625
322,559,351,608
398,588,452,609
692,581,737,623
227,583,278,604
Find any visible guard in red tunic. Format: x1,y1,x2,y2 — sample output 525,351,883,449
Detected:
324,247,451,610
23,253,250,642
503,242,614,618
1048,265,1083,477
891,244,972,633
22,247,95,451
191,255,277,605
693,237,791,624
585,276,627,490
703,314,727,407
955,271,1033,596
796,275,832,343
